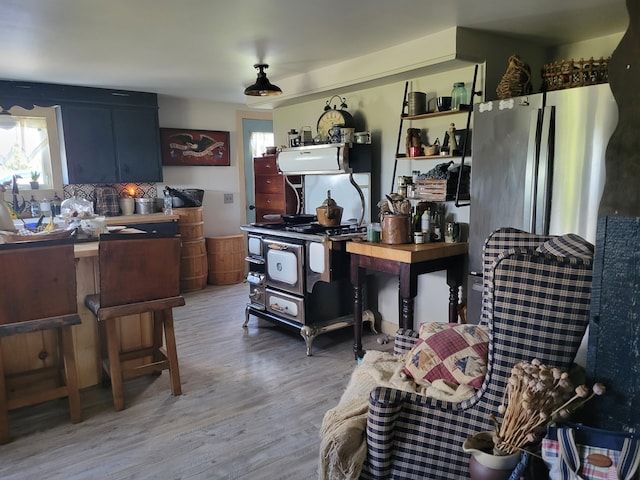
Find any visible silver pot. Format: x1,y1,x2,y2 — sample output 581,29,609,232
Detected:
134,198,158,214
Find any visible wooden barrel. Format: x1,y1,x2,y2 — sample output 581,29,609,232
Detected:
206,235,245,285
175,207,207,292
176,207,204,239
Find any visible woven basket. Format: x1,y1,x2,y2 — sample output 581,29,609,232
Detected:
542,57,610,91
496,54,533,99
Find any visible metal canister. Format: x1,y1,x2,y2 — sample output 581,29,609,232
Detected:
407,91,427,115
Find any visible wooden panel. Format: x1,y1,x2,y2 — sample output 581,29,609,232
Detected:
253,155,278,174
255,175,284,194
255,193,286,210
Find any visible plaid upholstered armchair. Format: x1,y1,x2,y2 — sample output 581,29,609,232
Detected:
360,228,594,480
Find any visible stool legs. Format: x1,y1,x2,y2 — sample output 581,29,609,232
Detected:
159,310,182,396
0,327,82,444
101,309,181,412
104,319,125,412
61,326,82,424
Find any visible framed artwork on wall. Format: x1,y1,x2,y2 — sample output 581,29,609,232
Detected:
160,128,230,166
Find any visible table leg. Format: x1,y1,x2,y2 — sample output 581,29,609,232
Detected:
398,263,417,330
446,255,464,323
351,256,365,360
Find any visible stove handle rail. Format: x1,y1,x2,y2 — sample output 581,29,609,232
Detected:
348,172,366,227
245,256,265,265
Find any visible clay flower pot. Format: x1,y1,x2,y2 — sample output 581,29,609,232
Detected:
463,432,522,480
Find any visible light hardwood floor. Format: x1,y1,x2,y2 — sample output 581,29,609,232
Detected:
1,282,387,480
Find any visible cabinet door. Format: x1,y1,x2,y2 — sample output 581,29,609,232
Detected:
112,108,162,182
61,105,117,183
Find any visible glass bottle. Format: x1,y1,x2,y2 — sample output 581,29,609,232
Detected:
30,195,40,217
39,197,51,216
51,192,62,216
451,82,468,110
431,206,442,242
163,189,173,215
421,208,431,242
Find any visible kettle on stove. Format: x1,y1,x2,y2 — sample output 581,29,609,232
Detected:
316,190,343,226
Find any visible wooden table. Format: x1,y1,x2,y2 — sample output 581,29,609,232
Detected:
347,240,468,359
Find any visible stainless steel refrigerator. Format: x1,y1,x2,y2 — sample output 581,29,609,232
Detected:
466,83,618,323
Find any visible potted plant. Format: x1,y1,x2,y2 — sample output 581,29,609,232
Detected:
30,171,40,189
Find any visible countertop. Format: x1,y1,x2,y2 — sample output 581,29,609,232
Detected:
105,212,178,224
346,239,468,263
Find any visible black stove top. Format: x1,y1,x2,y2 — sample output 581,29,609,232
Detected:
251,222,365,236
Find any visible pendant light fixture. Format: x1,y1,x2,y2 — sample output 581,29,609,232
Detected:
244,64,282,97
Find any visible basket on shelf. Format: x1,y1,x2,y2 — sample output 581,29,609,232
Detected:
496,54,533,100
542,57,610,91
414,163,470,202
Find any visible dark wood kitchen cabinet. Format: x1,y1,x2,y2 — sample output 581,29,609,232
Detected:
0,80,163,185
253,155,300,222
61,104,162,184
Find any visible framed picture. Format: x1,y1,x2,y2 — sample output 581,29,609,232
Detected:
161,128,230,166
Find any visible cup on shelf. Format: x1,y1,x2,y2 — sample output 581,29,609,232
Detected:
437,96,452,112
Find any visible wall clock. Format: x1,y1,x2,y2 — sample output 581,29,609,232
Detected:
317,97,355,142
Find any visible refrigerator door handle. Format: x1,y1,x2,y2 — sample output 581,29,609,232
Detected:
523,109,542,232
536,106,554,234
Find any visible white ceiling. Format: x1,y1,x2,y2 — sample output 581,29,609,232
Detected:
0,0,628,106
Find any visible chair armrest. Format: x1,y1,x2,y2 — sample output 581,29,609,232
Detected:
365,385,490,479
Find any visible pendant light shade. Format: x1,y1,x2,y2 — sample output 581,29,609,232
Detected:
244,64,282,97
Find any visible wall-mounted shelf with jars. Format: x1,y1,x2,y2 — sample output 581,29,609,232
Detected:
390,65,480,207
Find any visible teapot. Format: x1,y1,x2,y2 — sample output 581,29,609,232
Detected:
316,190,343,226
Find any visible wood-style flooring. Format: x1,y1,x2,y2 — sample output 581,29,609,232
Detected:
1,283,388,480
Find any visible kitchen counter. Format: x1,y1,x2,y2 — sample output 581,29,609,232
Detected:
105,212,179,224
1,218,179,390
347,240,468,359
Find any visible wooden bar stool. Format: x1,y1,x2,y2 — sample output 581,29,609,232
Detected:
84,234,185,411
0,239,82,445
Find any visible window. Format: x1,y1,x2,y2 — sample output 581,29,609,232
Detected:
0,106,62,191
249,131,274,158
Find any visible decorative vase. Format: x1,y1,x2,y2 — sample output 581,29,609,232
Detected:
30,181,39,190
463,432,521,480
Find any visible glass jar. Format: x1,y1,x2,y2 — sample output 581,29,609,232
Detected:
451,82,467,110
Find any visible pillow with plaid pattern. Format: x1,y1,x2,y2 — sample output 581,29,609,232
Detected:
536,233,593,259
402,323,489,389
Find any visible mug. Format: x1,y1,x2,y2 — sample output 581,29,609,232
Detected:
437,96,452,112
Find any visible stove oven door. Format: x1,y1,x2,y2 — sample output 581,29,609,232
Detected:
263,237,304,296
266,288,305,324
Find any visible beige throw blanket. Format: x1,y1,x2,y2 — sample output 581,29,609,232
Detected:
318,350,475,480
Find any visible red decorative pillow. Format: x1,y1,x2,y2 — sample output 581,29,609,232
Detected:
403,323,489,389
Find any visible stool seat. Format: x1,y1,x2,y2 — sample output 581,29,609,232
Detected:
0,239,82,444
85,234,185,411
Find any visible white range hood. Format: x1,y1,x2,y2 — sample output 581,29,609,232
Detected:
277,144,350,175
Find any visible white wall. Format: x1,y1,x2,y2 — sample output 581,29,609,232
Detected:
157,96,254,237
